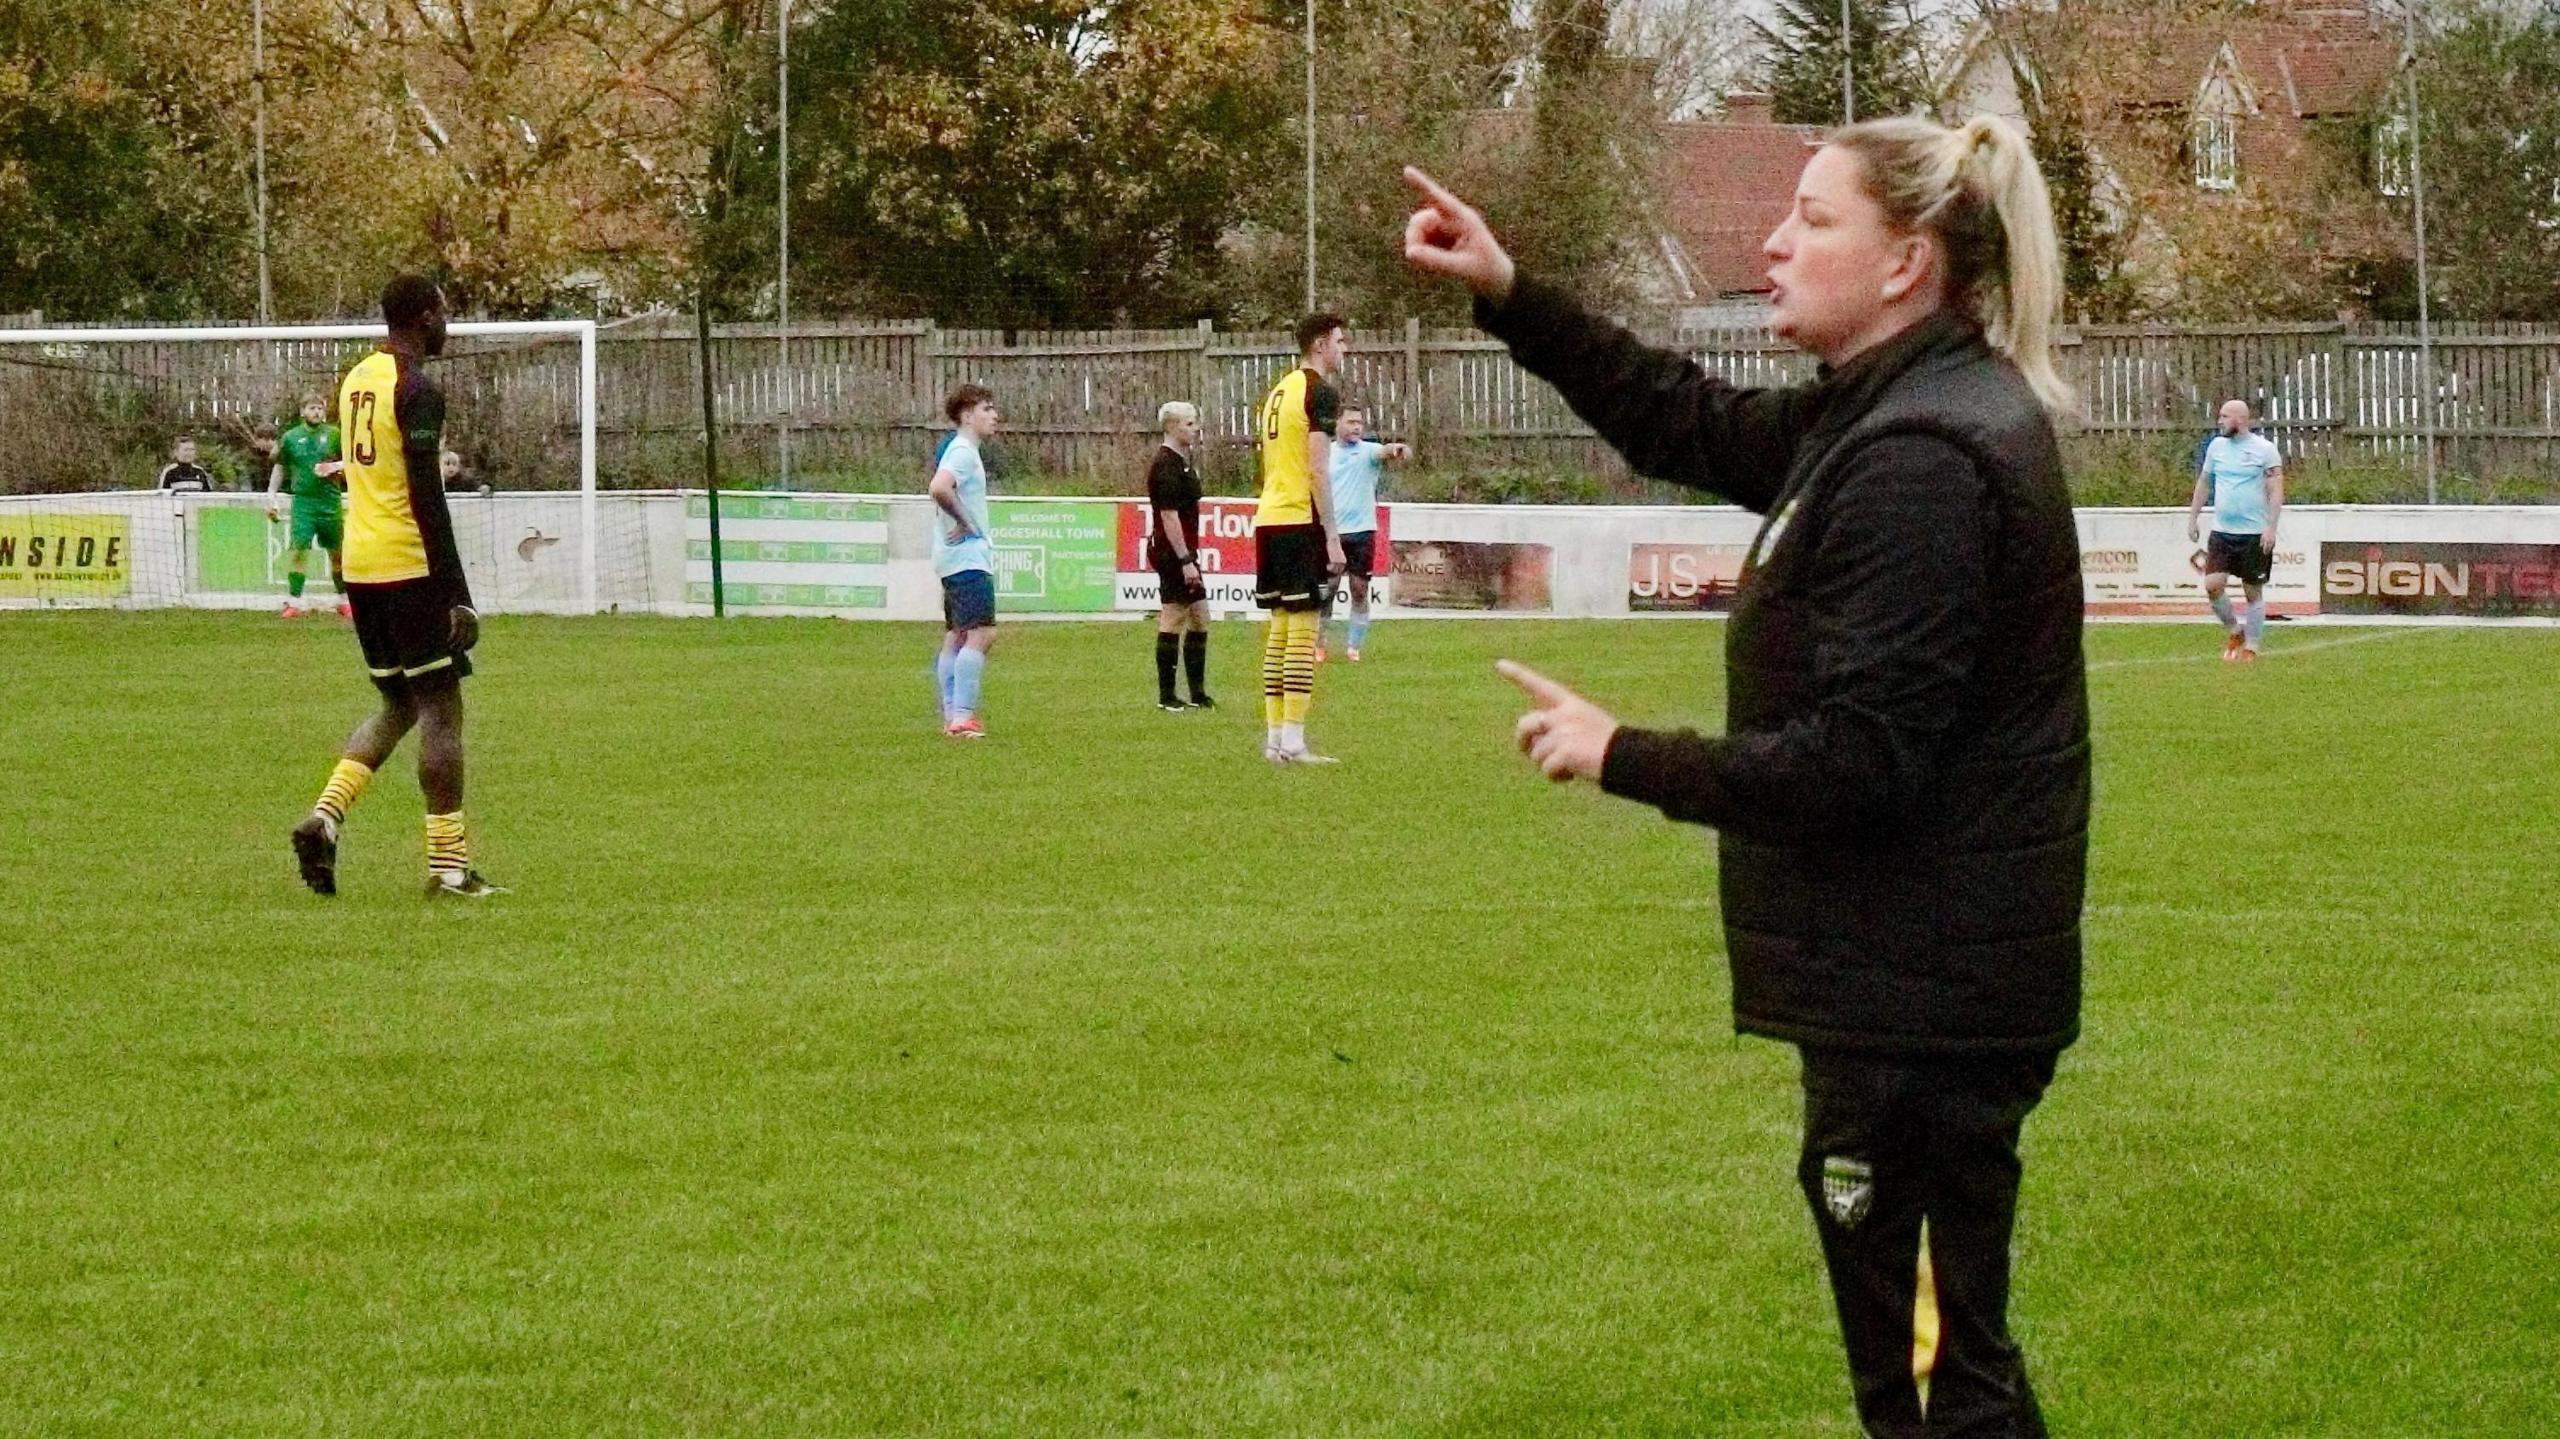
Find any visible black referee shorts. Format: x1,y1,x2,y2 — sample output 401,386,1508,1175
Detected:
348,578,472,696
1154,560,1208,607
1254,523,1328,612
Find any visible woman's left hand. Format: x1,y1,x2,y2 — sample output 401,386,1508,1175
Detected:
1498,660,1618,784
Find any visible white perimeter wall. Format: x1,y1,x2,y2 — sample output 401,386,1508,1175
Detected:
7,490,2560,624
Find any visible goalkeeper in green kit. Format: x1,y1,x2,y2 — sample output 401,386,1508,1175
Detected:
266,393,349,618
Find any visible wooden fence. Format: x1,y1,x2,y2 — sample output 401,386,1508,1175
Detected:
8,316,2560,494
626,317,2560,490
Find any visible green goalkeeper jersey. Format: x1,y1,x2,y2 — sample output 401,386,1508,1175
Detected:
278,421,344,508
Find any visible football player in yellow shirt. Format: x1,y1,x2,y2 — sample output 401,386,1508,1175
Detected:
1253,313,1350,764
290,275,502,899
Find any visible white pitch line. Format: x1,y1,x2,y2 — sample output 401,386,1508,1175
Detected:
2087,627,2440,673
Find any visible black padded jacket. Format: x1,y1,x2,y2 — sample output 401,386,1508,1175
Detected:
1481,277,2089,1057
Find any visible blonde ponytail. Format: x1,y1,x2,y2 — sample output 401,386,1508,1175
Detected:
1830,115,2078,416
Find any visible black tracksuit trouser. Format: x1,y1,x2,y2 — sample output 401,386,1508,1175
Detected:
1797,1046,2060,1439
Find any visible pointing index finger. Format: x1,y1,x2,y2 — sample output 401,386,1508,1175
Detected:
1495,658,1570,706
1402,166,1467,214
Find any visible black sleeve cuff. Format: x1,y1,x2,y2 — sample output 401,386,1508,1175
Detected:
1473,271,1568,343
1600,725,1733,826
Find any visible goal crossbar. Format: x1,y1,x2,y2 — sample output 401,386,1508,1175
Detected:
0,320,601,614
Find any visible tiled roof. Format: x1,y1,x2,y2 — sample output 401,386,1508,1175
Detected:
1657,117,1825,296
1984,1,2394,118
1458,103,1823,299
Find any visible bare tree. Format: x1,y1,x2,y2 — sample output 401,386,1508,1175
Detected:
1611,0,1759,118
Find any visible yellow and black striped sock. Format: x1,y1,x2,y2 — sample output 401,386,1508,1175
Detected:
1281,609,1318,726
313,758,372,828
425,812,469,882
1261,617,1288,727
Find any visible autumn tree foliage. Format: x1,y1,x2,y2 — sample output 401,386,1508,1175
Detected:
790,0,1287,327
0,0,256,317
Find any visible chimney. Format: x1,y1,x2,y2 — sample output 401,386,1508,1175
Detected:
1724,91,1775,126
1608,56,1664,117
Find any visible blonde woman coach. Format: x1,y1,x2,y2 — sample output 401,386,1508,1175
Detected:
1405,116,2090,1438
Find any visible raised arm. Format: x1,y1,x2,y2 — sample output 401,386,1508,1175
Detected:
1478,278,1812,513
1403,167,1811,514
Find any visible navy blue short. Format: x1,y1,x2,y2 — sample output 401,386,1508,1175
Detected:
2205,531,2272,586
941,569,997,631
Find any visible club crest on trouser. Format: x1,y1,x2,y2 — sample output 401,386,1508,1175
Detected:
1822,1156,1875,1230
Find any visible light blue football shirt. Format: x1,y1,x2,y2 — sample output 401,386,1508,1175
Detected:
1330,439,1384,534
932,432,994,578
2204,432,2283,535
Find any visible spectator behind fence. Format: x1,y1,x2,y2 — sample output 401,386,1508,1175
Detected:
158,435,216,493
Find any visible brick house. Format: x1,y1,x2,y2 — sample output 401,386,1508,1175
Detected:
1457,88,1824,325
1941,0,2405,305
1653,94,1826,323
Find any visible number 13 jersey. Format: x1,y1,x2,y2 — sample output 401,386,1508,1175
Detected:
336,348,448,584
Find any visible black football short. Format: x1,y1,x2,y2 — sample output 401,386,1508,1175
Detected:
1254,523,1328,612
941,569,997,631
1154,559,1208,607
1339,530,1377,583
348,578,472,695
2204,531,2272,586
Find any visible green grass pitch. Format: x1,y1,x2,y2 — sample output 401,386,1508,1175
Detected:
2,611,2553,1436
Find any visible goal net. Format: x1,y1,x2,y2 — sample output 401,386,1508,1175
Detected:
0,321,670,615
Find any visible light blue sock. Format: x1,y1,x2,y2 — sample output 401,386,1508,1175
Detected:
1349,615,1370,652
952,647,986,718
2208,591,2239,634
2244,599,2266,650
935,646,957,719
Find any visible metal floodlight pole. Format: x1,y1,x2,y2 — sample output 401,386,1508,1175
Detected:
2404,0,2437,504
1304,0,1318,313
253,0,271,322
778,0,794,488
1841,0,1856,124
579,321,598,615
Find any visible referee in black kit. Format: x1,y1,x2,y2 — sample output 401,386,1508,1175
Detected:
1404,113,2090,1439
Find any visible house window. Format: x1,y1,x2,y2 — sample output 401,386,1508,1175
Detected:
2376,112,2412,197
2192,111,2238,190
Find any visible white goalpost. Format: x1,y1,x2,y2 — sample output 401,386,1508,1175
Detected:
0,320,602,614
